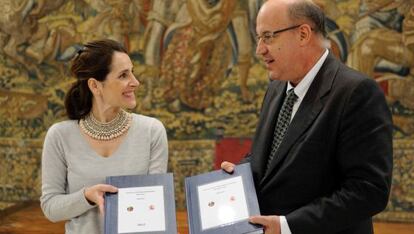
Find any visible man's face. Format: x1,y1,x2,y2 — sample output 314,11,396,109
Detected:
255,2,301,82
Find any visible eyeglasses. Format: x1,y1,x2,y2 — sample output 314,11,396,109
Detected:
256,25,301,45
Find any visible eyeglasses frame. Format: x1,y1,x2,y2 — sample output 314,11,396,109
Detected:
256,24,302,44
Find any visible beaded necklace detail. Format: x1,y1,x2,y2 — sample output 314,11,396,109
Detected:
80,109,132,141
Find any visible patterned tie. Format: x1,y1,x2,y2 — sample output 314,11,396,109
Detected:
266,89,298,170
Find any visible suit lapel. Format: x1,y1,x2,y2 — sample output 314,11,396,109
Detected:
261,53,339,184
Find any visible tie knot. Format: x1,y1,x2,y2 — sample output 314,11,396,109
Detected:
286,89,298,105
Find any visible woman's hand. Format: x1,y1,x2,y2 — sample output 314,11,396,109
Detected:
84,184,118,214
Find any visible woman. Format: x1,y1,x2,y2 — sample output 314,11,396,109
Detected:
40,39,168,234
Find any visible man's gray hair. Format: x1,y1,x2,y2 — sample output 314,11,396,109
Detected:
288,0,327,38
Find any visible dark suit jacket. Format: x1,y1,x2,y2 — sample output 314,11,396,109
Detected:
244,52,393,234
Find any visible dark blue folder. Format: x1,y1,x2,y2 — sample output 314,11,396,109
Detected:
104,173,177,234
185,163,263,234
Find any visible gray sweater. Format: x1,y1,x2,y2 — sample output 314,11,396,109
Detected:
40,114,168,234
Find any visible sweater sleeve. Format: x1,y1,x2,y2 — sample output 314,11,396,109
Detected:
148,119,168,174
40,124,95,222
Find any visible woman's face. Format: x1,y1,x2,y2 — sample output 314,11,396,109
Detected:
98,51,139,110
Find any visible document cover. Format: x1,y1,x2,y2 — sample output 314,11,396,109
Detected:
104,173,177,234
185,163,263,234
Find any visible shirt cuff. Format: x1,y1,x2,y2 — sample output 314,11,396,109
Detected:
280,216,292,234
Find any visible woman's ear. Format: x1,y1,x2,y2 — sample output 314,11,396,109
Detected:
88,78,101,96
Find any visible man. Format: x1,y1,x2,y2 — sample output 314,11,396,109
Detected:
221,0,393,233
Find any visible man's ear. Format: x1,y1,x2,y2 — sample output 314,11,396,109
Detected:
299,24,312,45
87,78,101,95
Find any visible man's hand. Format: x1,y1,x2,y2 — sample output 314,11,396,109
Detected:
84,184,118,214
220,161,235,173
249,215,281,234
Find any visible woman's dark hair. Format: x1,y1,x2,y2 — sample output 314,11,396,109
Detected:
64,39,127,120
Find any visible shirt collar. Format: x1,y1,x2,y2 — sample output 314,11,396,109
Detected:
287,49,329,99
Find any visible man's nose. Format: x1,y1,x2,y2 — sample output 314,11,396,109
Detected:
256,39,267,56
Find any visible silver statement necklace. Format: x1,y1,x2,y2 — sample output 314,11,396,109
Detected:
79,109,132,141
